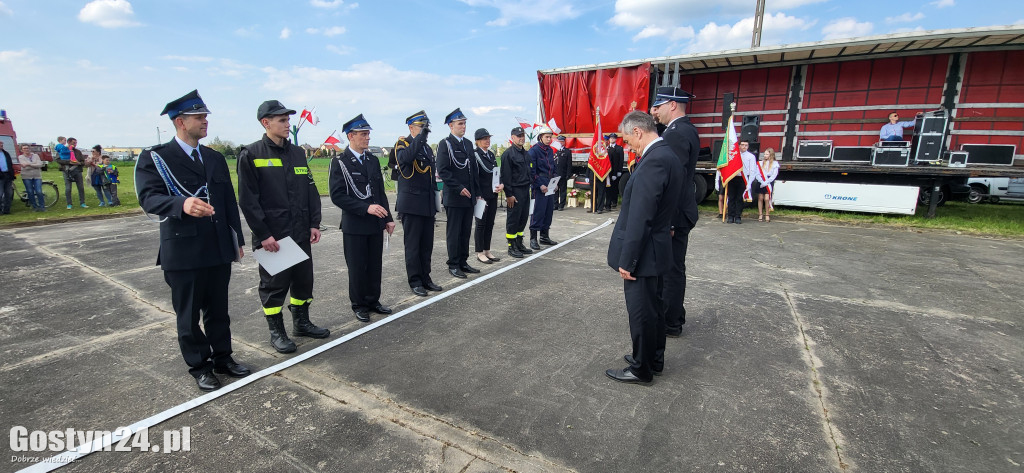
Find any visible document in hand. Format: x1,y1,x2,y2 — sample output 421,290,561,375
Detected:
545,176,560,196
474,198,487,219
253,236,310,276
491,169,500,193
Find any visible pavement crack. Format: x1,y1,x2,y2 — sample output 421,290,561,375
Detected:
783,287,851,472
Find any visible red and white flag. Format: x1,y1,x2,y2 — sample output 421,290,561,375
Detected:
546,118,561,134
301,108,320,126
514,116,534,131
323,131,341,146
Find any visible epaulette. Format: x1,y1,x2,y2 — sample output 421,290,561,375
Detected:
394,136,410,150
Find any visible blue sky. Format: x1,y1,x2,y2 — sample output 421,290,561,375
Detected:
1,0,1020,149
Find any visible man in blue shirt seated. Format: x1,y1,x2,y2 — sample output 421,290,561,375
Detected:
879,111,920,142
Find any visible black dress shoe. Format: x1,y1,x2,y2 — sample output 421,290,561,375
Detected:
460,264,480,274
372,304,392,314
596,209,604,214
195,372,222,391
486,255,501,262
530,239,541,250
623,355,663,376
539,236,557,245
665,328,682,338
412,286,428,297
735,217,742,224
605,367,652,384
214,361,252,378
424,282,443,291
476,256,492,264
449,268,467,278
355,309,371,323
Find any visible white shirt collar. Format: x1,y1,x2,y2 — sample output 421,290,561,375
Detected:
667,115,685,127
174,136,201,160
641,137,664,157
348,146,363,159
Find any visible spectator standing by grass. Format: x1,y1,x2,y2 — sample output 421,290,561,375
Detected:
17,144,46,211
87,145,112,206
57,137,87,209
101,155,120,206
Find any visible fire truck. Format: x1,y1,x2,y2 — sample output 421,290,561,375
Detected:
538,26,1024,216
0,109,22,174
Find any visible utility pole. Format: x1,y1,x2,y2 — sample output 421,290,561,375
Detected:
751,0,765,48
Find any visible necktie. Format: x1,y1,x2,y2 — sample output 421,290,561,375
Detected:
356,153,363,165
191,149,202,165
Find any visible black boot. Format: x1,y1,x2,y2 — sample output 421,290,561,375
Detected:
507,238,524,258
516,236,533,254
530,231,541,250
265,314,297,353
539,231,557,245
289,303,330,339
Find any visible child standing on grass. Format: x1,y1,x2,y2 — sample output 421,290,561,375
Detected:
87,145,112,206
101,155,120,206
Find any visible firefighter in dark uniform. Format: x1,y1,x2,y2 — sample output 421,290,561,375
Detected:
394,110,443,298
528,126,558,250
330,114,395,323
605,133,625,210
136,90,250,392
436,108,479,279
500,127,532,258
237,100,330,354
554,135,572,210
473,128,503,264
650,86,700,337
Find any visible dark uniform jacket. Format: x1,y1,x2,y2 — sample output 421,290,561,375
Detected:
500,145,531,189
661,116,700,231
136,140,244,271
474,146,498,197
329,147,393,235
528,142,556,192
386,144,400,181
608,144,625,180
607,140,682,277
395,132,438,217
436,135,477,207
554,147,572,181
236,134,322,249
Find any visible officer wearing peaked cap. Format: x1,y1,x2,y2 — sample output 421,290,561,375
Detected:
136,90,250,392
650,86,700,338
500,126,533,258
330,114,395,323
237,100,330,355
395,110,443,297
436,108,480,279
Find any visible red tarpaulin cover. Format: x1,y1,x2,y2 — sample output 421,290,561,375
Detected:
538,63,651,150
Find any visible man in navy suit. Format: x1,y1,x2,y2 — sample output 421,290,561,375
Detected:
136,90,250,392
330,114,395,323
605,111,683,384
436,108,480,279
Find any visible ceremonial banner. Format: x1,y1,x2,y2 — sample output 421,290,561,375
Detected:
587,108,611,180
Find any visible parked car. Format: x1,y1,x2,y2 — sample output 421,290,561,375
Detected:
967,177,1024,204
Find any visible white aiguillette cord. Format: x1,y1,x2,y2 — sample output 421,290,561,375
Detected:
23,220,614,472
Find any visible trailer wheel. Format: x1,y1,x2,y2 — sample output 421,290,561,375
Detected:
694,174,708,204
989,196,1000,204
967,184,986,204
918,186,947,206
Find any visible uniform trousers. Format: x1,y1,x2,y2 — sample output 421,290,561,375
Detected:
529,189,554,232
589,170,607,210
164,264,233,378
401,213,435,288
259,238,314,314
625,275,665,381
663,228,690,331
505,186,530,239
474,193,498,252
605,177,619,208
555,176,568,209
726,177,747,219
445,206,473,268
343,231,384,311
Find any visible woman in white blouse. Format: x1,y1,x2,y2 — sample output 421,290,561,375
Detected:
754,147,779,222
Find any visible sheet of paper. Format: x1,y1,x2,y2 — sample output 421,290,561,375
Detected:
435,189,442,212
384,232,391,255
474,198,487,219
529,197,535,215
545,176,560,196
253,236,309,276
491,169,500,193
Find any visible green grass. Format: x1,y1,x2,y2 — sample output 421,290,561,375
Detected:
0,156,390,227
699,191,1024,238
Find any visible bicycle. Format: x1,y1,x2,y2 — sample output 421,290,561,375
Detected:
16,180,60,209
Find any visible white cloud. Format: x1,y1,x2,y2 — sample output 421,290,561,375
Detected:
310,0,345,8
306,26,346,36
78,0,140,28
612,0,824,31
931,0,954,7
686,13,815,52
162,55,214,62
885,12,924,24
326,45,354,55
280,27,291,39
471,105,525,115
0,1,12,16
822,17,873,40
235,26,259,37
76,59,105,70
459,0,581,27
0,49,32,65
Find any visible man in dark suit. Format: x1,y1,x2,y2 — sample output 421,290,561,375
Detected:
605,111,683,384
0,141,14,214
651,86,700,337
605,134,624,210
436,108,479,279
553,135,572,210
394,110,443,297
330,114,395,323
136,90,250,392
